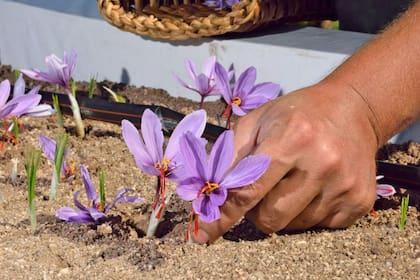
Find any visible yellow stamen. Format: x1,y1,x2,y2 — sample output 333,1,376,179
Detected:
232,97,241,106
154,158,171,172
198,181,220,197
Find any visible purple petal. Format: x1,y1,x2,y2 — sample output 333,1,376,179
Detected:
240,82,280,111
0,103,17,118
174,74,191,89
81,165,97,202
208,130,234,183
24,104,56,117
233,67,256,99
209,187,227,207
220,155,270,189
185,59,198,82
87,207,107,223
55,207,94,223
0,79,11,107
179,132,209,181
195,74,211,96
214,63,233,104
38,134,56,161
122,119,159,176
141,109,164,164
7,94,42,117
231,104,248,116
202,56,216,78
104,188,142,213
45,54,67,86
193,195,220,223
73,190,88,211
25,85,42,96
176,177,204,201
165,109,207,161
249,82,280,100
376,184,396,197
20,69,52,83
64,49,78,79
13,74,25,98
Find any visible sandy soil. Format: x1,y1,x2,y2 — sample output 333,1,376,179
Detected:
0,65,419,279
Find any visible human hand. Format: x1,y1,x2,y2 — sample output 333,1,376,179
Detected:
194,82,380,244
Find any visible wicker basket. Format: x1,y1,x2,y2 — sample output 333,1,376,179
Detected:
97,0,337,40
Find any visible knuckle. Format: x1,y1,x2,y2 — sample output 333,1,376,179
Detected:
285,112,316,147
248,211,286,234
229,183,261,210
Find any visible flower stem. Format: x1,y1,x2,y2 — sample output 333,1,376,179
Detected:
49,167,59,200
146,194,171,238
66,90,85,138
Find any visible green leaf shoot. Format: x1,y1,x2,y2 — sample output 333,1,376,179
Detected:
102,86,126,103
52,94,64,127
49,133,69,200
99,169,106,207
25,146,41,234
399,194,410,231
88,77,97,99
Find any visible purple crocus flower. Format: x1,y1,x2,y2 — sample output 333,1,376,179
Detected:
375,175,396,198
122,109,207,217
176,130,270,226
0,79,43,150
215,62,280,128
56,165,142,224
38,134,72,179
0,79,42,118
203,0,239,10
21,49,77,91
174,56,220,108
12,74,55,117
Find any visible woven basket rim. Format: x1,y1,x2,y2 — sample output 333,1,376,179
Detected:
97,0,336,40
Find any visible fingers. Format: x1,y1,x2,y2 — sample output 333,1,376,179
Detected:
318,182,377,228
246,169,322,233
194,149,293,243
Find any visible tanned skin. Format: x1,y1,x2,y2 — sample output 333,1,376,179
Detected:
194,1,420,243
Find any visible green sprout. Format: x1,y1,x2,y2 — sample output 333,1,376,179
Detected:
52,94,64,127
25,146,41,233
13,69,21,82
49,133,69,200
99,169,106,207
88,77,97,99
399,195,410,231
12,117,19,141
102,86,126,103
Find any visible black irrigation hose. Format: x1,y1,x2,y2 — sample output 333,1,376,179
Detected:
37,90,420,191
37,89,226,142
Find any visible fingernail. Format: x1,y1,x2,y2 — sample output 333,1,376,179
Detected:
192,228,209,244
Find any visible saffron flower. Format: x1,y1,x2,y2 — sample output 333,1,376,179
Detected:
21,49,85,137
370,175,396,218
176,130,270,238
203,0,239,10
375,175,396,198
214,62,280,128
38,134,73,179
0,79,42,149
56,165,142,224
12,74,55,117
0,79,42,118
21,50,77,90
122,109,207,217
174,56,220,108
